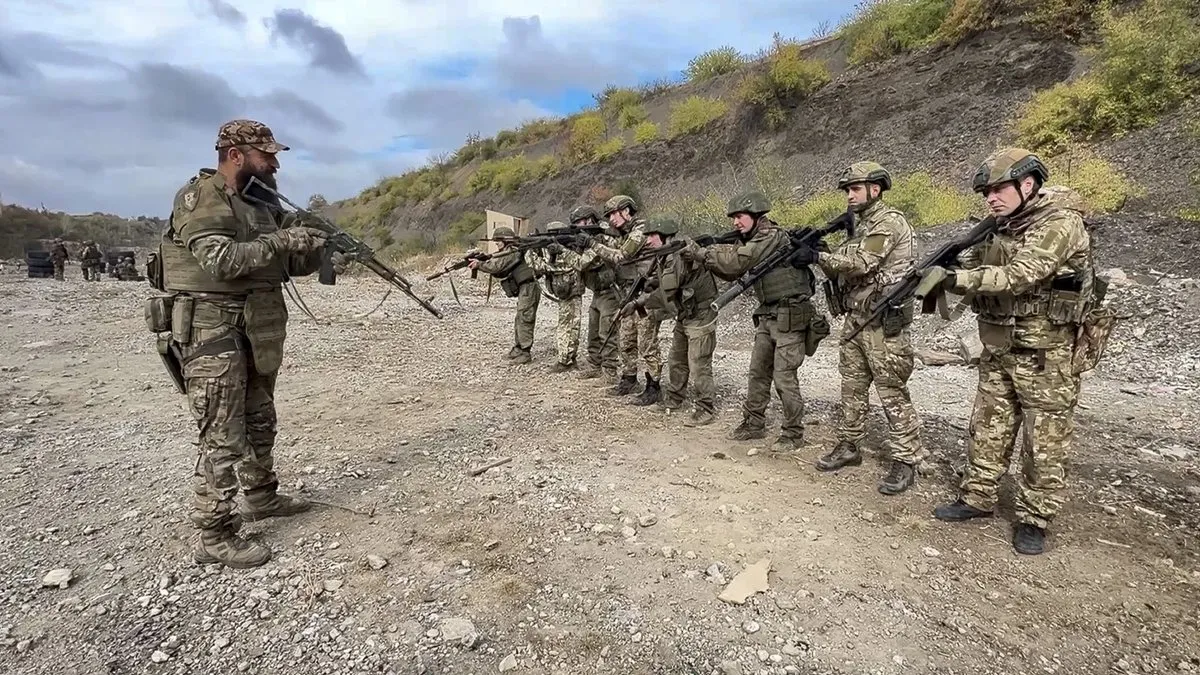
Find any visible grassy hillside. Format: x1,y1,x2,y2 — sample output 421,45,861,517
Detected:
331,0,1197,259
0,202,164,259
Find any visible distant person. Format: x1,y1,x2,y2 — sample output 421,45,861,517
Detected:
80,241,104,281
468,225,541,363
155,118,328,568
48,238,68,280
526,221,585,372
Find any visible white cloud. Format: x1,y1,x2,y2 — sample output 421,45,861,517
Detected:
0,0,845,217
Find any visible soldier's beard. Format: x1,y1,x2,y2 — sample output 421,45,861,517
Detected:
236,166,278,193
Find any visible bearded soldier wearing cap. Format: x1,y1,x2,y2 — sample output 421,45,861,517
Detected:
469,226,541,363
813,162,924,495
927,148,1102,556
682,191,829,452
526,220,585,371
576,195,665,405
151,118,329,568
556,206,621,381
622,217,720,426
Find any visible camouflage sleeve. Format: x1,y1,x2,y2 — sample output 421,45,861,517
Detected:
477,249,521,276
588,224,647,265
950,213,1087,296
525,250,551,273
817,213,907,279
188,234,288,280
956,243,984,270
703,228,785,281
173,178,290,280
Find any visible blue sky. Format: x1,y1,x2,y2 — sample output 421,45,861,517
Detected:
0,0,850,217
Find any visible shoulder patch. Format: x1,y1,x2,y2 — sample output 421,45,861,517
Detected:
182,187,199,211
861,231,891,254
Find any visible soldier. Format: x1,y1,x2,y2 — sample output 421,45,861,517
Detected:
813,162,925,495
48,237,68,281
118,255,144,282
622,217,719,426
563,205,621,382
469,226,540,363
156,118,329,568
682,191,829,453
526,221,585,372
927,148,1099,556
580,195,664,405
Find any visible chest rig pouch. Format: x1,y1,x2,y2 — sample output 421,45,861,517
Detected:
243,288,289,374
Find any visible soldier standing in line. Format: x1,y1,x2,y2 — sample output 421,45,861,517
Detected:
48,237,68,280
563,205,622,383
526,221,585,372
621,217,720,426
813,162,925,495
926,148,1102,556
154,119,329,567
682,191,830,454
469,226,541,364
80,241,104,281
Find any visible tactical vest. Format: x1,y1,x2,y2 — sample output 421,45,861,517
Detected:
490,250,535,297
656,255,717,320
833,203,916,317
611,222,645,285
160,174,285,294
751,226,814,306
581,264,617,293
971,208,1094,329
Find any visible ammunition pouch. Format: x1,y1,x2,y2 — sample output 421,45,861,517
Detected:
243,289,288,374
1072,305,1117,375
170,295,195,345
879,299,914,338
144,294,175,334
823,279,846,317
500,276,521,297
977,320,1014,356
146,250,164,291
806,312,830,357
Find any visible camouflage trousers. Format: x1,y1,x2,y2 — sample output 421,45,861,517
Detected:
960,340,1081,529
662,313,717,413
837,322,924,464
618,310,664,379
552,293,583,365
52,260,65,281
513,281,541,351
180,320,280,531
743,304,811,440
586,290,621,370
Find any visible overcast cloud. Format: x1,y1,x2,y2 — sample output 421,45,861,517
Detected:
0,0,843,217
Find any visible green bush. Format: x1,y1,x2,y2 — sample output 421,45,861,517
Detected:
686,46,747,82
494,129,520,149
839,0,953,66
594,137,624,161
934,0,1002,44
616,103,648,129
1022,0,1102,40
569,113,607,161
444,211,486,248
1045,147,1144,215
533,154,561,178
595,87,641,117
1018,0,1200,153
516,118,563,145
738,42,831,129
887,172,979,226
667,95,729,138
466,156,536,196
632,121,660,144
789,191,848,226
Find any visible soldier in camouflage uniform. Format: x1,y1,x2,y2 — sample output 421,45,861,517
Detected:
469,226,540,364
526,221,585,372
155,119,329,568
579,195,665,405
683,191,829,451
929,148,1100,556
80,241,103,281
623,217,720,426
117,255,144,282
558,206,621,382
814,162,925,495
48,238,68,281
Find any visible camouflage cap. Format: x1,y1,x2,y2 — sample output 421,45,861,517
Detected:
971,147,1048,193
492,225,517,239
603,194,637,216
215,119,290,153
569,205,600,223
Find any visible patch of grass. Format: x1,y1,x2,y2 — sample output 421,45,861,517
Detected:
533,154,561,179
616,103,648,129
667,95,729,138
632,120,660,144
516,118,563,145
594,137,624,161
466,155,537,196
1044,146,1144,215
444,210,486,248
934,0,1003,45
1017,0,1200,154
1022,0,1103,40
838,0,953,66
738,38,832,129
790,191,850,226
686,46,748,82
568,113,607,162
595,87,641,116
887,172,980,226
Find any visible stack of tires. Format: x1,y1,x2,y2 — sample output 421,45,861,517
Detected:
25,250,54,278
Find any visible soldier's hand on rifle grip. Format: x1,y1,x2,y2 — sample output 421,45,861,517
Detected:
330,250,350,275
678,239,703,262
274,226,327,254
467,259,481,271
789,245,818,267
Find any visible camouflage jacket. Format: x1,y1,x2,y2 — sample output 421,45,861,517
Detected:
818,200,916,321
951,186,1094,349
637,245,718,326
526,248,584,300
577,218,649,286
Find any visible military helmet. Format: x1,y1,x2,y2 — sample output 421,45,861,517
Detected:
643,217,679,237
726,191,771,217
569,205,600,223
971,147,1049,193
603,194,637,216
545,220,569,232
837,161,892,191
492,225,516,239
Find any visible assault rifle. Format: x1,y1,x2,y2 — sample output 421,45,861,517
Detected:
710,211,854,312
241,177,444,319
619,230,744,266
839,215,999,343
480,224,606,253
426,251,491,281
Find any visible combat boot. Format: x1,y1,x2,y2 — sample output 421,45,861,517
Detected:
192,526,271,568
630,374,660,406
511,349,532,364
815,441,862,472
1013,523,1046,555
933,499,992,522
771,435,802,456
505,345,523,360
683,408,715,427
727,420,766,441
878,461,916,495
608,375,639,396
548,360,575,374
576,362,601,379
239,483,312,523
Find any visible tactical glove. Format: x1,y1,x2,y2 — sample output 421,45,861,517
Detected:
789,245,818,266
